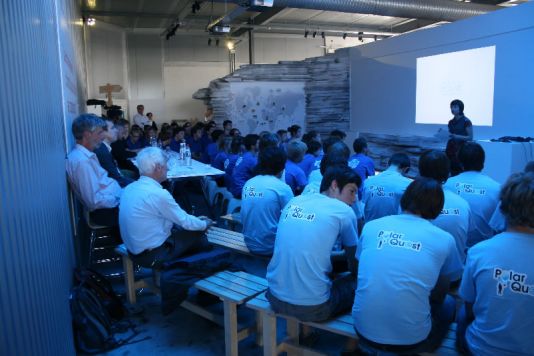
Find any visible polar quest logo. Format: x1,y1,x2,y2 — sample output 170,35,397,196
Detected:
493,268,534,297
376,230,422,252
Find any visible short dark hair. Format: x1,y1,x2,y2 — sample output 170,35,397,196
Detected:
287,125,301,136
286,140,307,162
173,126,185,137
322,136,341,154
330,129,346,140
277,129,287,136
115,118,130,128
243,134,259,151
352,137,368,154
306,139,322,155
450,99,464,114
388,153,411,170
223,120,232,127
211,129,224,142
320,165,362,193
418,150,450,184
258,133,280,152
191,125,203,136
458,142,485,171
400,178,444,219
230,136,244,154
327,141,350,161
499,172,534,228
255,147,287,176
320,152,349,175
230,128,241,136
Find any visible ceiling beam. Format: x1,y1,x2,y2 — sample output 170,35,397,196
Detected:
231,7,286,37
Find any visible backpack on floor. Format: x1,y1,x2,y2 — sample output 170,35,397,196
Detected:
74,268,127,320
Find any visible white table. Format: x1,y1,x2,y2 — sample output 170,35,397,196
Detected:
167,157,224,179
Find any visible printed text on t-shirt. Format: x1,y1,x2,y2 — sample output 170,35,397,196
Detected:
376,230,422,252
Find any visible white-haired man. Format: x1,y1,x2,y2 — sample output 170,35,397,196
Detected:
66,114,122,226
119,147,213,268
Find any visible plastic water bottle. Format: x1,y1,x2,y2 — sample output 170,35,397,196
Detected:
150,137,157,147
184,145,192,166
179,142,186,160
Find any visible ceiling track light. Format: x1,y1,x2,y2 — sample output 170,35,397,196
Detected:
304,30,309,38
343,33,347,40
192,1,201,14
208,38,212,46
321,32,325,39
312,31,317,38
358,31,364,42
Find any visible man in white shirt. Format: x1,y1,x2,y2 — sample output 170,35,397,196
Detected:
444,142,500,247
362,153,412,222
119,147,213,268
66,114,122,226
132,104,151,128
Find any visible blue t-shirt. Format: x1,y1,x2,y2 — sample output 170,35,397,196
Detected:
205,142,219,164
267,193,358,306
444,171,500,247
211,151,228,171
241,175,294,255
230,152,257,198
459,232,534,356
298,153,318,178
285,160,308,194
362,169,412,222
431,189,473,267
223,153,239,189
348,153,375,184
186,137,204,157
489,202,507,234
353,214,461,345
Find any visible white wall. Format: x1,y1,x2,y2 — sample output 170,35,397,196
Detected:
85,28,324,124
349,2,534,140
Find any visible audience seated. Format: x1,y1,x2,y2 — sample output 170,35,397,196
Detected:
298,139,322,178
353,178,462,353
362,153,411,222
186,124,204,160
287,124,302,141
266,165,360,322
348,137,375,195
94,117,134,188
304,136,344,191
204,129,224,164
169,126,186,153
222,136,243,189
230,134,259,198
229,128,241,137
66,114,122,226
284,140,308,195
211,136,233,186
222,119,232,136
110,119,139,176
241,147,293,256
457,171,534,355
419,150,473,267
444,142,500,247
330,129,346,141
126,125,145,151
119,147,213,268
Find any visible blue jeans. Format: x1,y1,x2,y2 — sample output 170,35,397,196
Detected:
266,273,355,322
356,295,456,354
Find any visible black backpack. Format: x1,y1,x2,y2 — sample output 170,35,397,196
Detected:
70,269,149,354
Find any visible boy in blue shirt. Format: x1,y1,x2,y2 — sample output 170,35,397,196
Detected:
349,137,375,196
266,165,361,322
241,147,293,255
457,172,534,356
284,140,308,195
230,134,259,198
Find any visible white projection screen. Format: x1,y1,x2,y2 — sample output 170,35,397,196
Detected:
415,46,496,126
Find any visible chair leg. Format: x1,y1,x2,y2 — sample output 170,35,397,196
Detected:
88,230,96,266
224,300,239,356
123,255,137,305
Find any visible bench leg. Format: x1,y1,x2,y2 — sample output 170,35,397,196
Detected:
122,255,137,305
223,300,239,356
262,313,278,356
255,311,263,346
286,318,300,344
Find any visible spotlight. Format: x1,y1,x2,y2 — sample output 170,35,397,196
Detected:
304,30,309,38
226,41,235,51
321,32,325,39
343,33,347,40
312,31,317,38
86,17,96,26
208,38,212,46
358,31,363,42
192,1,201,14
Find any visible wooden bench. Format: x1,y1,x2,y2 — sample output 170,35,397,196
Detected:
246,292,357,356
195,270,268,356
206,226,253,256
220,212,242,231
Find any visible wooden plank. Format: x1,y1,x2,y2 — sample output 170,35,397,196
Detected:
202,275,265,296
224,301,239,356
207,238,250,253
231,271,268,287
306,319,356,339
215,271,268,290
207,232,248,247
209,226,246,237
180,300,224,326
195,279,249,303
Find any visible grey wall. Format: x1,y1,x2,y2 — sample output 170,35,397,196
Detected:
86,28,324,123
349,2,534,140
0,0,86,354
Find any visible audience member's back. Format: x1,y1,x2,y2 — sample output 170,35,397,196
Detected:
362,153,412,222
241,147,293,255
230,134,259,198
349,137,375,192
444,142,500,246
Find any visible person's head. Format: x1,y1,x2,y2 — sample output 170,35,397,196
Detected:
322,136,341,154
210,129,224,143
287,125,302,139
458,142,485,172
330,129,346,140
230,136,244,155
258,132,280,152
400,177,444,219
286,140,307,163
136,147,168,183
328,141,351,161
173,126,185,141
129,126,143,143
524,161,534,173
230,128,241,137
223,120,233,132
388,153,411,174
243,134,259,152
191,125,203,140
304,130,320,143
145,126,157,140
114,118,130,139
276,129,288,142
353,137,368,154
136,104,144,115
71,114,106,151
320,151,349,175
102,117,118,144
418,150,450,184
450,99,464,116
218,135,233,153
499,172,534,230
146,112,153,120
306,139,322,156
320,165,361,206
255,147,287,177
